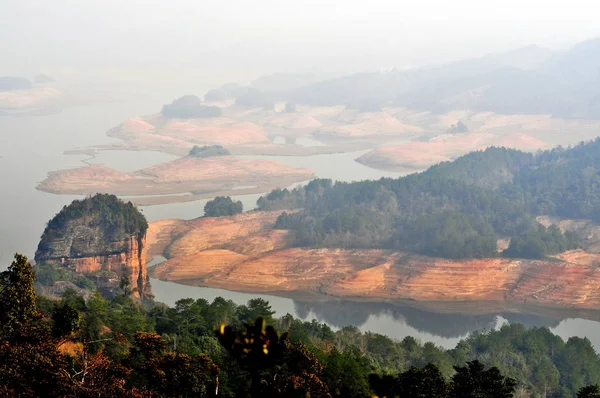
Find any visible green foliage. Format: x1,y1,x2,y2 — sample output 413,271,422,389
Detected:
161,95,222,118
3,253,600,397
38,193,148,245
259,143,600,259
504,224,580,258
51,302,80,338
236,298,276,325
204,196,243,217
0,254,40,337
503,139,600,221
393,211,498,259
323,347,372,397
450,360,516,398
370,363,450,397
188,144,230,158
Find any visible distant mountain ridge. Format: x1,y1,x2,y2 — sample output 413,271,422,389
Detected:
220,38,600,118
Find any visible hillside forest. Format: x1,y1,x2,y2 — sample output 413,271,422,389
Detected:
3,254,600,397
258,139,600,259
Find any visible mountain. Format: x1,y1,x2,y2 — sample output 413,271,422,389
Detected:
249,38,599,118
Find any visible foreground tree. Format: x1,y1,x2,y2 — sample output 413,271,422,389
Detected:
0,253,40,336
579,385,600,397
450,360,516,398
216,317,331,397
0,254,70,396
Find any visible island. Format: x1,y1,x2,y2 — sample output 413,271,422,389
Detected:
36,153,314,206
146,140,600,315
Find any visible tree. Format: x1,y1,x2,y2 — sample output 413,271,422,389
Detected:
0,254,40,337
0,254,70,396
369,363,449,398
216,317,330,397
237,298,276,325
52,302,80,338
323,347,371,397
450,360,516,398
579,385,600,397
204,196,243,217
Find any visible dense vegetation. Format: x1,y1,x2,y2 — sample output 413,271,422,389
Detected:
257,141,600,259
3,254,600,396
189,145,231,158
37,194,148,247
204,196,244,217
161,95,222,118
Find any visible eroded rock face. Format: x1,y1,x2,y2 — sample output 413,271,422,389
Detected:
35,195,152,300
147,210,600,312
36,223,151,300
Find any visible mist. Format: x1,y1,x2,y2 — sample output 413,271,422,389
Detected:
2,0,599,85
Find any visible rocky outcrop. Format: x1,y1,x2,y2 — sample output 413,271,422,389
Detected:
147,211,600,313
35,194,152,300
37,233,151,300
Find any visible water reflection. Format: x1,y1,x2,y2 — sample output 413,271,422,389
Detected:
150,271,600,349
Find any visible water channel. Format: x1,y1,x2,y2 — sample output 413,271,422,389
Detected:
0,94,598,349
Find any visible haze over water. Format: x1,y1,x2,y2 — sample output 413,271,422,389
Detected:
0,76,596,349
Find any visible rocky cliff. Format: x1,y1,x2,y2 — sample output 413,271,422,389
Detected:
148,211,600,313
35,194,152,300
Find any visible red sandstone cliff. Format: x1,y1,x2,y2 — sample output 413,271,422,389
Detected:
39,234,151,300
147,211,600,312
35,195,152,300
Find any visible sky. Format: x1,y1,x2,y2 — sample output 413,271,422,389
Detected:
1,0,599,83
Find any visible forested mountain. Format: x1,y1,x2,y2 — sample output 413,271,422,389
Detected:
3,254,600,397
259,140,600,259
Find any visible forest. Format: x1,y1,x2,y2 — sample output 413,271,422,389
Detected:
38,194,148,244
3,254,600,397
259,140,600,259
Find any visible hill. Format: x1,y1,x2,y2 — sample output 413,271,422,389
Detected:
35,194,152,300
258,140,600,259
231,38,600,119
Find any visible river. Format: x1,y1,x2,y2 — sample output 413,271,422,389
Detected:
0,94,598,350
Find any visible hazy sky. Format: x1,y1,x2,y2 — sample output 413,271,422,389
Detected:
1,0,599,81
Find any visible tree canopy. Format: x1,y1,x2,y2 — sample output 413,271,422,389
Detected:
3,253,600,396
257,142,600,259
204,196,243,217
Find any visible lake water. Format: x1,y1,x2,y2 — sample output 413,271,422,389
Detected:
1,97,599,350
